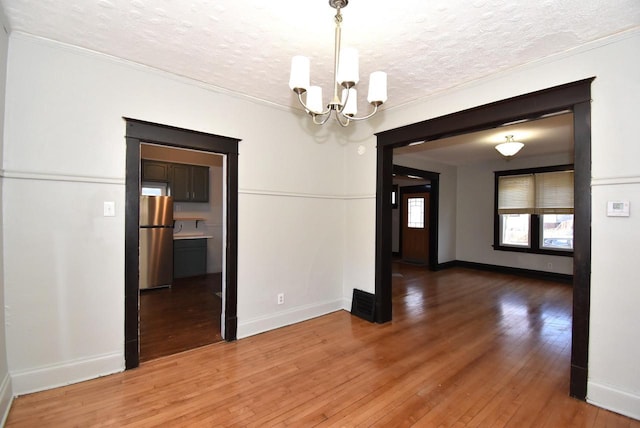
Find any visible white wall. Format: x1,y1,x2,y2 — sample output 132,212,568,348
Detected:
2,33,346,394
0,8,12,424
347,29,640,419
456,153,574,274
342,131,378,299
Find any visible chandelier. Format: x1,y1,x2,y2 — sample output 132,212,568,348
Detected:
288,0,387,127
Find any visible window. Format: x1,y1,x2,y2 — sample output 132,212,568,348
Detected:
391,185,398,209
541,214,574,250
500,214,530,247
495,166,573,255
407,197,425,228
141,182,167,196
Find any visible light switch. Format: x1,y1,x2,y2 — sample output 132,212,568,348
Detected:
607,200,630,217
103,201,116,217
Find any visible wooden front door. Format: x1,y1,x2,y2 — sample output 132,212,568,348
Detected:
402,192,430,264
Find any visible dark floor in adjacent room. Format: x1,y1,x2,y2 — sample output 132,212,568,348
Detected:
139,273,223,362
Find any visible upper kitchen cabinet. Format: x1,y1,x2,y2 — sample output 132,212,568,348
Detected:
171,164,209,202
190,166,210,202
141,160,171,182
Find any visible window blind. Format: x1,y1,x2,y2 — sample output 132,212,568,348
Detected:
498,174,535,214
497,170,574,215
536,170,574,214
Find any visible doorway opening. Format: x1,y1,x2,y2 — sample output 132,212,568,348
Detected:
392,165,440,269
124,118,240,369
138,144,225,362
374,79,593,399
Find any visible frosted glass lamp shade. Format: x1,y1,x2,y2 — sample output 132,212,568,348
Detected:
306,86,324,114
495,141,524,156
289,56,310,91
367,71,387,104
342,88,358,115
337,48,359,85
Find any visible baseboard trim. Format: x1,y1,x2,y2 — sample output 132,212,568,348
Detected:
588,381,640,420
237,299,345,339
0,372,13,427
434,260,457,271
438,260,573,283
11,352,124,396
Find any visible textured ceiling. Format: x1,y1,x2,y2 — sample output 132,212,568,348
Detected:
1,0,639,113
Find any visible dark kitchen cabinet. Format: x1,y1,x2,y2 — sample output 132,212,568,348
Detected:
141,160,170,182
140,160,209,202
171,164,209,202
190,166,209,202
173,239,207,278
170,164,191,201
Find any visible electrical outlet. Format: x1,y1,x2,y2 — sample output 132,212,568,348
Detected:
277,293,285,305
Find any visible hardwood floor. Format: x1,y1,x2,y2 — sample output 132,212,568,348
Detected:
140,273,222,362
7,263,640,427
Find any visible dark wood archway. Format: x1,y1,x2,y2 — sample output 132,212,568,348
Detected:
374,79,593,399
124,118,240,369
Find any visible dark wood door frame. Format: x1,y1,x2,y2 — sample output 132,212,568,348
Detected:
394,165,440,270
375,78,594,400
124,118,240,370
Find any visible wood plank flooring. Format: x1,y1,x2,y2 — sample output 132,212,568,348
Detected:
140,273,223,362
6,263,640,427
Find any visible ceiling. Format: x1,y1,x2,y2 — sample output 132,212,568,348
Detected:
0,1,636,164
394,111,574,166
1,0,638,113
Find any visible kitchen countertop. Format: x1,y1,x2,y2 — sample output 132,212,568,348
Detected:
173,234,214,240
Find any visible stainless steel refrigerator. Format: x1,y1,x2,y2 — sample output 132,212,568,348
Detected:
139,195,174,290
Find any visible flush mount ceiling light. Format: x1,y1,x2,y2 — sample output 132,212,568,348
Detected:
495,135,524,157
288,0,387,127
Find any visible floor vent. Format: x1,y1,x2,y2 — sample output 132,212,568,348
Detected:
351,289,375,322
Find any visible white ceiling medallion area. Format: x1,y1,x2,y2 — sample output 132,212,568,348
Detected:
0,0,638,111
